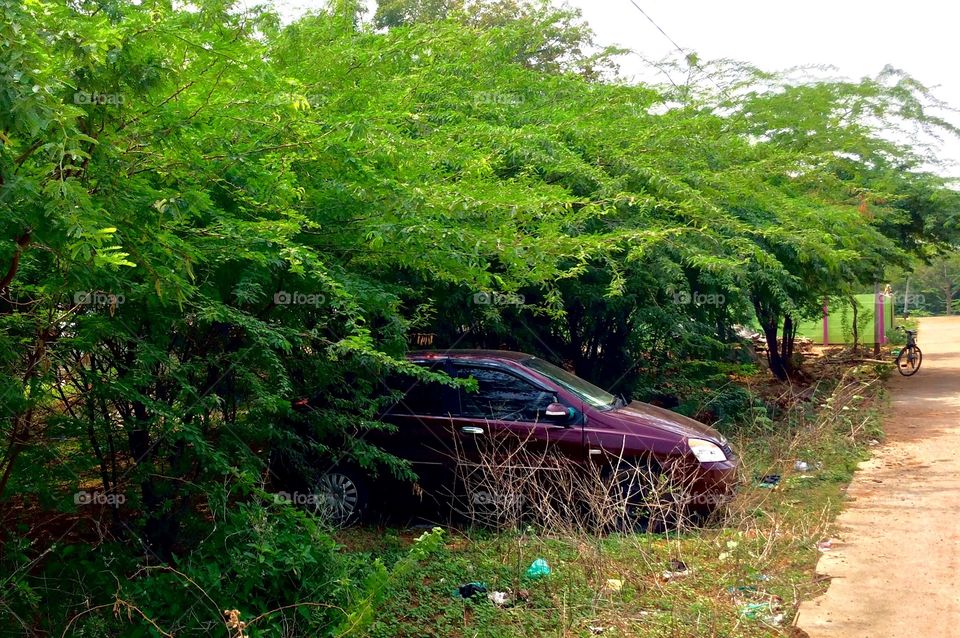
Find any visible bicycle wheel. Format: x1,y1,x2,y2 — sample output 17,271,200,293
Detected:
896,346,922,376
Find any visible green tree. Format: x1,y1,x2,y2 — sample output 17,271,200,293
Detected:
912,253,960,314
3,1,960,634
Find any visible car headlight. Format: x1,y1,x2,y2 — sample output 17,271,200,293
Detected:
688,438,727,463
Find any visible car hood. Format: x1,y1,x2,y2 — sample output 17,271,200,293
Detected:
608,401,726,445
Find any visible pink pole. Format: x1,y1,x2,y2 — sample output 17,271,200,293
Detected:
822,299,829,345
878,293,886,344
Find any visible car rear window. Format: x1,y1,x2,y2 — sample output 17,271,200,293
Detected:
382,362,457,416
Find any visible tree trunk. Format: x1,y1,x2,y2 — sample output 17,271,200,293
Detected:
762,323,788,381
0,340,43,503
752,296,790,381
128,401,177,562
0,412,29,503
0,231,31,295
780,314,796,371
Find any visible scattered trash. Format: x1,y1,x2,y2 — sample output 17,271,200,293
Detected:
739,602,784,626
525,558,551,579
662,568,690,580
753,573,771,582
717,539,740,562
794,460,810,472
816,540,833,552
739,602,771,618
868,439,880,446
727,585,757,594
454,582,487,598
486,591,510,606
758,474,781,488
603,578,623,593
662,558,691,579
588,626,606,635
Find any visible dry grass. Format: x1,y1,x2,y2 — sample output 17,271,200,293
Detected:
445,425,707,536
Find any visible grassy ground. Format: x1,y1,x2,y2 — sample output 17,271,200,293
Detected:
335,362,889,638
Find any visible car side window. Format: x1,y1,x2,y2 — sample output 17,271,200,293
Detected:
456,366,556,422
382,363,456,417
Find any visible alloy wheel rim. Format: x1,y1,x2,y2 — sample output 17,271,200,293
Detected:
316,472,359,521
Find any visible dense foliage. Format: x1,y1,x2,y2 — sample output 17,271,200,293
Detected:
1,0,958,635
888,253,960,314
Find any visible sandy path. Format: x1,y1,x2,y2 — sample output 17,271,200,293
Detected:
796,316,960,637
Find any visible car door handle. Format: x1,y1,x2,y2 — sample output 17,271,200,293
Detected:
460,426,484,435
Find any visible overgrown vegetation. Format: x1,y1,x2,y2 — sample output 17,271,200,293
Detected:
0,0,957,635
348,363,888,638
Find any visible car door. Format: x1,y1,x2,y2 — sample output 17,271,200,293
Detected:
377,360,462,480
449,363,585,474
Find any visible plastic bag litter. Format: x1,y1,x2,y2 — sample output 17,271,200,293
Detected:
487,591,510,606
525,558,551,578
454,582,487,598
668,559,687,572
739,602,784,626
603,578,623,592
758,474,781,487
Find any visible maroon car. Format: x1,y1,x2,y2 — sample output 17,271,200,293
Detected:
312,350,738,526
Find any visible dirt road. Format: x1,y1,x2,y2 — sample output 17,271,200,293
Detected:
797,316,960,637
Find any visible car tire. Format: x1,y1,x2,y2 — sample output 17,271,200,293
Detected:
312,467,369,527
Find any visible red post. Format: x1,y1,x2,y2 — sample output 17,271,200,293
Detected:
822,298,829,345
878,290,886,345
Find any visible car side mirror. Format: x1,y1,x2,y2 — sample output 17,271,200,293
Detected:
543,402,575,424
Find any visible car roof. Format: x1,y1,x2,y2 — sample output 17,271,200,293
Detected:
406,349,533,363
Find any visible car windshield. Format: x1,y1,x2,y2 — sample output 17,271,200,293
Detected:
522,357,619,410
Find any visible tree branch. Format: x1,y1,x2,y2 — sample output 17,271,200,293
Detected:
0,230,32,293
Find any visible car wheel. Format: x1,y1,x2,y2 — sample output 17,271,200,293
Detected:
313,468,368,527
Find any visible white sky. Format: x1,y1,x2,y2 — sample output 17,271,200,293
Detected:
260,0,960,176
571,0,960,175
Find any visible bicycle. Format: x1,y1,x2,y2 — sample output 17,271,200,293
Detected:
894,328,922,376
